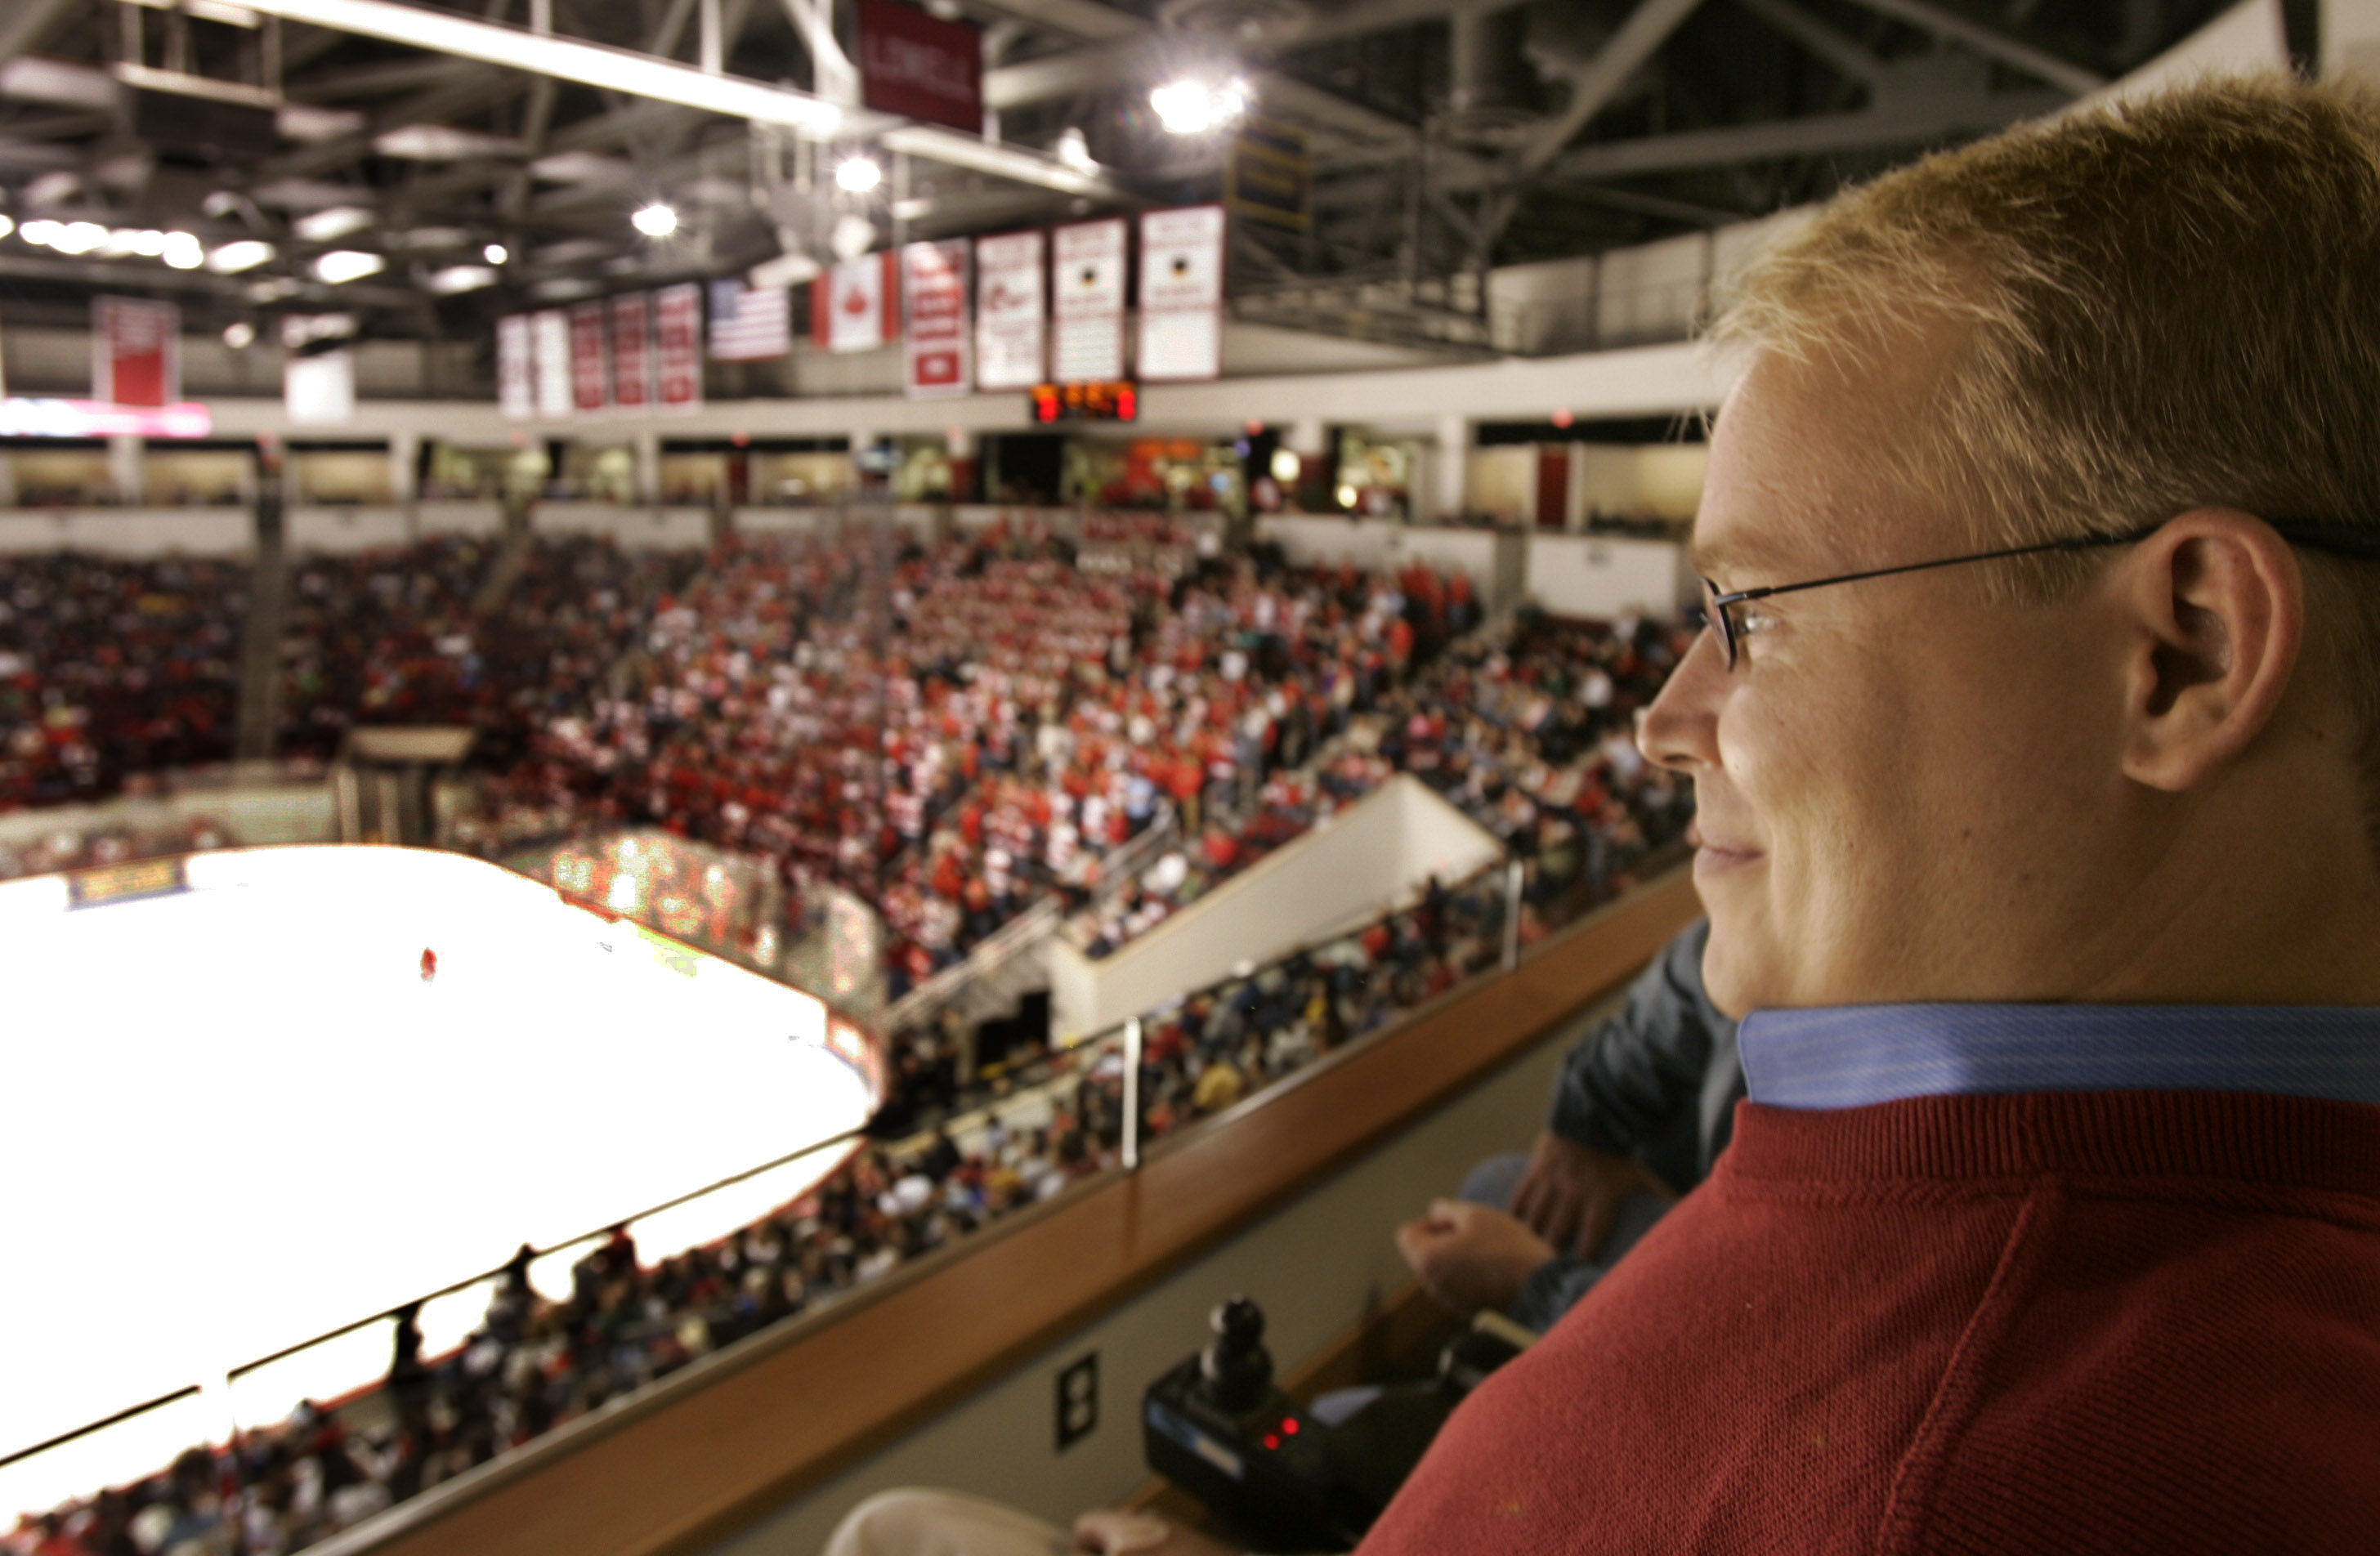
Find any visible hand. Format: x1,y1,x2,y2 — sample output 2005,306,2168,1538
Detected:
1507,1132,1671,1258
1069,1509,1241,1556
1395,1199,1557,1321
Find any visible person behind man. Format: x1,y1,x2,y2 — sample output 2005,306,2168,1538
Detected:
1397,918,1742,1330
827,74,2380,1555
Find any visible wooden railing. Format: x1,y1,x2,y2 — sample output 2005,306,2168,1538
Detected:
332,867,1702,1556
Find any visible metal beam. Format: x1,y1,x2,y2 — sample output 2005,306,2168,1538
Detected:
0,0,78,69
1545,87,2065,181
229,0,848,132
1732,0,1888,85
1514,0,1707,178
1834,0,2104,92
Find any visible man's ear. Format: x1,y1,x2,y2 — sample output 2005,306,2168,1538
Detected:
2117,510,2304,793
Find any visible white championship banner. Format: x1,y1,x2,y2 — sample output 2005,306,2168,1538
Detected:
531,309,574,422
903,239,971,398
1139,204,1225,382
497,313,534,422
974,230,1045,390
1052,217,1126,382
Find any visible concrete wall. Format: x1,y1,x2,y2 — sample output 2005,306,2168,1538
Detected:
1046,776,1504,1043
701,985,1601,1556
1255,514,1498,581
529,503,713,549
0,506,252,556
1527,534,1689,622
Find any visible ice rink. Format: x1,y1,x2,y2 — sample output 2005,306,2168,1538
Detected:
0,847,879,1523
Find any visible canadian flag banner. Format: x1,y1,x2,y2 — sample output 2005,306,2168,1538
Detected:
815,253,901,355
902,239,970,399
1138,204,1226,382
973,230,1044,391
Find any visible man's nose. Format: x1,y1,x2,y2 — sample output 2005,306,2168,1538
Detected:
1637,628,1725,774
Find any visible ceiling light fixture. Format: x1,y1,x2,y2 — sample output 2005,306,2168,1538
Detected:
483,242,508,266
427,264,499,295
631,202,678,238
52,221,110,256
223,322,257,350
834,155,882,194
18,218,60,247
1149,77,1250,136
161,232,205,270
293,205,374,243
313,249,384,284
207,239,277,273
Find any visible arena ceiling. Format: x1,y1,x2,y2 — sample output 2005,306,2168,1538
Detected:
0,0,2244,357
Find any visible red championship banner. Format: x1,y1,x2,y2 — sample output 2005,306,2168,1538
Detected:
611,293,652,412
1051,217,1126,383
903,239,969,399
569,300,611,417
92,297,180,408
497,314,534,422
655,283,704,414
1138,204,1226,382
858,0,982,133
973,230,1044,391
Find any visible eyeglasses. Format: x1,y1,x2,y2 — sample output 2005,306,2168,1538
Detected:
1697,520,2380,671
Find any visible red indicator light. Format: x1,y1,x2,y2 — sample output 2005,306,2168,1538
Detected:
1118,387,1137,420
1262,1434,1280,1451
1282,1419,1299,1435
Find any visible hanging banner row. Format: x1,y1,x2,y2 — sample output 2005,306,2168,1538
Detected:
496,205,1224,422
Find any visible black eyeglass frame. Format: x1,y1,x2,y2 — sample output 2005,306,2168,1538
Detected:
1696,520,2380,671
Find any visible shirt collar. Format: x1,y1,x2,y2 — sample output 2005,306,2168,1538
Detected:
1739,1004,2380,1111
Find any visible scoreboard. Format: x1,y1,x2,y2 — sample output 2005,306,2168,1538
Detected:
1031,380,1139,423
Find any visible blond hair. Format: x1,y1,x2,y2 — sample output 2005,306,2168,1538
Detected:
1711,72,2380,834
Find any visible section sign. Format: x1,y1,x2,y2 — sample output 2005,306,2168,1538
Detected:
1138,205,1225,382
92,297,179,408
570,300,611,416
974,230,1044,391
1051,217,1126,383
655,283,704,414
902,239,970,399
857,0,982,133
611,292,652,412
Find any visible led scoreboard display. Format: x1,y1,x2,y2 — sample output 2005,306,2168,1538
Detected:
1031,380,1139,423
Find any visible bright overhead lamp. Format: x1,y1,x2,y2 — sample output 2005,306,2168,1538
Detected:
52,221,109,256
0,214,12,240
223,322,256,350
161,232,205,270
313,249,385,284
1149,77,1249,136
834,155,882,194
631,202,678,238
427,263,499,295
1054,127,1094,171
17,218,59,247
293,205,374,243
483,242,509,265
207,239,276,273
130,229,170,257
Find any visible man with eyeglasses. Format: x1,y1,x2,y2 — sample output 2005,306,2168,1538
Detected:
824,74,2380,1556
1353,73,2380,1556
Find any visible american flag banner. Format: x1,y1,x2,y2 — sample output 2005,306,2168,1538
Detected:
707,279,792,361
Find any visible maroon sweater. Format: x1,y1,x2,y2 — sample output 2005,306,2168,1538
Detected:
1359,1091,2380,1554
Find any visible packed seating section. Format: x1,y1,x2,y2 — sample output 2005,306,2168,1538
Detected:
2,521,1693,1556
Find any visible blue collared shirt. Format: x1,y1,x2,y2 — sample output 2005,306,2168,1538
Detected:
1739,1004,2380,1111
